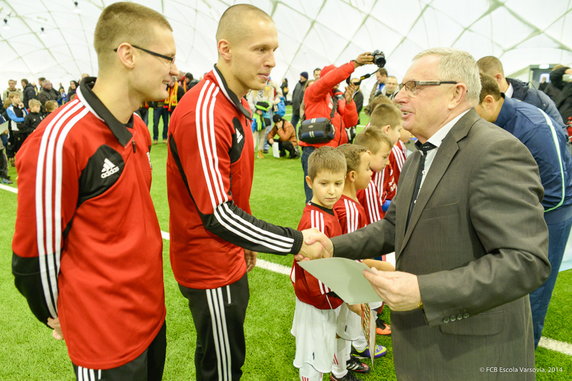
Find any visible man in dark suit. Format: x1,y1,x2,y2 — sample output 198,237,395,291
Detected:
301,48,550,380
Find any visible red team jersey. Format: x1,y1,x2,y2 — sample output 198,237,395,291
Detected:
167,67,302,290
383,140,408,201
12,80,164,369
357,170,385,223
334,194,368,233
291,203,343,310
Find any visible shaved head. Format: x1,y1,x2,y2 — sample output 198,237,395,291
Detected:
216,4,273,43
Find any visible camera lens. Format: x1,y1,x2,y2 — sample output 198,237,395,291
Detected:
372,50,386,68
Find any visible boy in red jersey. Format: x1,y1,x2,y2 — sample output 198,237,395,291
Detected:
12,2,178,379
291,146,350,381
334,144,388,374
355,130,393,224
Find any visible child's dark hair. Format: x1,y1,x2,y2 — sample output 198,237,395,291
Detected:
336,144,368,173
307,146,347,180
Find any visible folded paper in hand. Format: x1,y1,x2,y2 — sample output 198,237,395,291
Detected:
298,258,382,305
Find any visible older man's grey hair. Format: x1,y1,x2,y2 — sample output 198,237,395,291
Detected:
414,48,481,106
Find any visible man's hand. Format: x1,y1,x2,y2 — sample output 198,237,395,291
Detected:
344,83,357,102
354,52,374,67
47,317,64,340
347,303,365,316
244,249,257,272
268,138,275,144
294,228,333,261
363,268,422,311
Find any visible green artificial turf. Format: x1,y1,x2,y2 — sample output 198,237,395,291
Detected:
0,107,570,380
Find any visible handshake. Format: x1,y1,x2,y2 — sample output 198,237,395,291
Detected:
295,229,333,261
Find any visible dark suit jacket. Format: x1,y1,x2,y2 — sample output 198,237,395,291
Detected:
331,109,550,380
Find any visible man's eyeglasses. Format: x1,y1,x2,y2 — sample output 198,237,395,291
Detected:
398,80,458,95
113,44,175,65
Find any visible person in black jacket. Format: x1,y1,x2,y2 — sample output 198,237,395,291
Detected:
290,71,308,128
550,66,572,125
21,79,37,109
20,99,44,141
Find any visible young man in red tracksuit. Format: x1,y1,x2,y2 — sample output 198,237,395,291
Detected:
12,3,178,379
166,4,319,380
300,53,378,202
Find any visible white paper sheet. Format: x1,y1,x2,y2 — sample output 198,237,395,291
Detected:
298,258,382,305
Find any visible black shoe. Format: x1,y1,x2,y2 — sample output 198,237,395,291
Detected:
330,371,362,380
346,356,370,373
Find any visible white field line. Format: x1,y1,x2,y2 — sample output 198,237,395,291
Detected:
1,184,571,356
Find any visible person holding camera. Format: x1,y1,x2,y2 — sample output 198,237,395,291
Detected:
268,114,299,158
299,52,377,202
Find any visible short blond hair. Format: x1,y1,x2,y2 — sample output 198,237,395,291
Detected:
337,144,368,173
476,56,504,77
28,99,41,108
94,2,172,66
216,4,272,42
369,103,402,131
354,129,392,154
308,146,347,180
45,100,58,112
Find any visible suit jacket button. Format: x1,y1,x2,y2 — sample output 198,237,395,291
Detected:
463,313,469,319
457,313,463,320
450,315,456,322
443,317,449,324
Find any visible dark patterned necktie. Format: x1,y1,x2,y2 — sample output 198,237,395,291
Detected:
406,141,437,230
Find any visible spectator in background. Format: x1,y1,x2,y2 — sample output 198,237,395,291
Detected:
20,99,44,141
0,114,11,184
300,53,376,202
37,81,58,111
57,87,69,105
313,67,321,80
290,71,308,128
383,75,399,99
477,56,564,126
3,79,22,103
151,97,169,144
182,72,199,92
281,78,289,104
268,114,299,158
477,73,572,348
350,77,365,116
6,93,28,160
368,68,388,105
36,77,46,94
21,79,37,108
550,66,572,124
68,80,79,101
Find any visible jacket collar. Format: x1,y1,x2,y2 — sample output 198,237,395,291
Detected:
212,65,252,120
76,77,133,147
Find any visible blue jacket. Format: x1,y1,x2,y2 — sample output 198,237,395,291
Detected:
507,78,564,126
496,96,572,211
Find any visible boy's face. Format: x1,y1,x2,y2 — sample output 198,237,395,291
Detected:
307,170,345,209
30,104,41,113
354,152,373,191
11,96,20,105
369,143,392,172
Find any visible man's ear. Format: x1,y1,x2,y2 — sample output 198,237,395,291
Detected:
218,39,232,61
115,43,136,69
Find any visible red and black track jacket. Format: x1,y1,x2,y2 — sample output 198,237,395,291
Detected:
167,66,303,289
12,78,165,369
291,203,343,310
